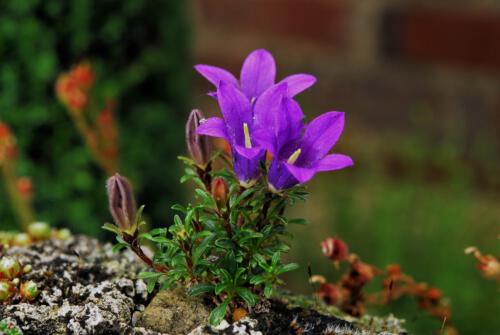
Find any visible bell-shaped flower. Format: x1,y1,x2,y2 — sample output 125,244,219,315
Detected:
194,49,316,102
255,97,353,190
196,82,265,185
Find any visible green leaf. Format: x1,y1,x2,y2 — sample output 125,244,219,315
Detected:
111,243,128,253
236,287,258,307
215,282,228,295
264,285,273,298
215,238,234,250
187,283,214,297
249,275,266,285
278,263,299,274
171,204,187,213
195,188,216,206
137,271,162,280
102,223,121,234
230,188,256,208
209,299,230,326
288,218,309,225
192,235,214,264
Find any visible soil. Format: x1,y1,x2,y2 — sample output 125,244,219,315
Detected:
0,236,407,335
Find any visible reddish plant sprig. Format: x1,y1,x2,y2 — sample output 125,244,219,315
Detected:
314,237,457,333
56,62,119,176
0,122,36,231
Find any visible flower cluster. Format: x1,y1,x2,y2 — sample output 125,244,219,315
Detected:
312,237,457,334
55,62,94,112
55,62,119,175
195,49,353,190
104,50,354,326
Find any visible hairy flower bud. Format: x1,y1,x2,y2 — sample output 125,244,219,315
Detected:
186,109,211,166
211,177,228,204
12,233,32,247
0,257,21,280
20,280,39,301
27,222,51,240
0,281,15,302
106,174,137,232
320,237,349,263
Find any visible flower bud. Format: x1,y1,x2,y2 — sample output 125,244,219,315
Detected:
106,174,137,232
20,280,39,301
54,228,72,240
27,222,51,240
186,109,211,166
0,281,15,302
12,233,32,247
320,237,349,263
0,257,21,279
211,177,228,204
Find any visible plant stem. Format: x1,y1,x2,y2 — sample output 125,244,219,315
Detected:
69,111,116,176
1,162,35,231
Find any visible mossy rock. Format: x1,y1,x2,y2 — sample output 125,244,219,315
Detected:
137,289,210,334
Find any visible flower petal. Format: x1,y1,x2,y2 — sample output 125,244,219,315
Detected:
217,82,252,144
268,159,299,190
297,111,345,165
197,117,229,140
234,144,265,160
315,154,353,172
284,163,317,184
195,64,238,87
232,150,263,183
253,88,304,156
278,74,317,97
240,49,276,100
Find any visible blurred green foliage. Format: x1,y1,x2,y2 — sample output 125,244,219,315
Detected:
0,0,190,236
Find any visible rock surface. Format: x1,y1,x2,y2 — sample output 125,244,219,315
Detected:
0,236,407,335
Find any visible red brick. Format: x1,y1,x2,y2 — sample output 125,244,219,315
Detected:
385,7,500,70
197,0,350,48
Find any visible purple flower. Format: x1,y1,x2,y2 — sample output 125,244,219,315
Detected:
194,49,316,102
196,82,265,185
255,97,353,190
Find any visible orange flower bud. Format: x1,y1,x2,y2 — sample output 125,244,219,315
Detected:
211,177,228,204
71,63,94,88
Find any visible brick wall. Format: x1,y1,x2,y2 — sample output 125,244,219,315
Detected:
191,0,500,155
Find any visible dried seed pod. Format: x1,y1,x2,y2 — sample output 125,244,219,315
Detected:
106,174,137,232
20,280,39,301
186,109,212,166
0,257,21,280
320,237,349,263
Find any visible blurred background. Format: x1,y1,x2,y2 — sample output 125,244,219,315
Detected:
0,1,499,334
